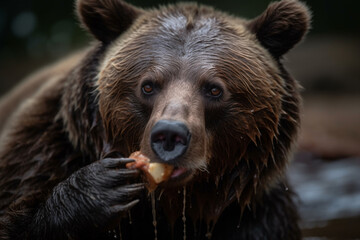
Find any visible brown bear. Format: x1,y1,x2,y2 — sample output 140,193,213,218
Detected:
0,0,310,239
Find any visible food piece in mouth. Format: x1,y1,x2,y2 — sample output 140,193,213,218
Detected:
126,151,174,191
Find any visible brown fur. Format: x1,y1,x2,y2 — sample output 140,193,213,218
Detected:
248,0,311,58
77,0,144,43
0,1,310,239
0,50,87,134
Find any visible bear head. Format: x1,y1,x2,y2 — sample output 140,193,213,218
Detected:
75,0,310,222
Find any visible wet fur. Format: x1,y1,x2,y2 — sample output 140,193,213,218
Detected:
0,1,310,239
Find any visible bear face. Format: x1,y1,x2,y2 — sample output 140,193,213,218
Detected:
92,1,310,190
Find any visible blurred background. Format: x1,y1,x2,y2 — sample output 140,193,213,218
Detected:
0,0,359,239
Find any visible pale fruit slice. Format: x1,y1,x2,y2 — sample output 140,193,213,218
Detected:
127,151,174,191
148,162,174,184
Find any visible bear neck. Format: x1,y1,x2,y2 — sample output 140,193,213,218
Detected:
60,44,106,160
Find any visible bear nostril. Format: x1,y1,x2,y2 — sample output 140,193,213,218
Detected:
175,135,185,145
153,133,166,142
150,120,191,162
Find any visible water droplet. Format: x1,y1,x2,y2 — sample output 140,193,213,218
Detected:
158,189,165,201
151,192,158,240
205,222,214,239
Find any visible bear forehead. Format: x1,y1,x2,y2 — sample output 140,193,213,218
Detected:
107,6,259,58
100,4,280,89
137,9,251,60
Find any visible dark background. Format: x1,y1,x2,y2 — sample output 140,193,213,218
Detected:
1,1,359,239
0,0,359,95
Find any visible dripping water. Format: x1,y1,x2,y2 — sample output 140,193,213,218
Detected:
205,221,214,239
151,192,158,240
284,182,289,191
205,229,212,239
182,186,187,240
109,229,119,239
205,224,211,239
158,189,165,201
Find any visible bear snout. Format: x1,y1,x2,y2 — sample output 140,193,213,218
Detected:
150,120,191,163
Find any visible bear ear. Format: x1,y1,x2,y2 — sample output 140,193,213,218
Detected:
247,0,311,58
76,0,143,43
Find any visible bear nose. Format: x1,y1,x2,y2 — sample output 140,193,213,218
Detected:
150,120,191,162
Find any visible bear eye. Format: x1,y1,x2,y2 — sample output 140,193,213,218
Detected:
142,83,154,95
205,85,223,99
210,87,222,97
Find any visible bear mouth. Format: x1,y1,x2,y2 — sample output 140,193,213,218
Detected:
161,157,207,187
162,167,193,187
170,167,188,178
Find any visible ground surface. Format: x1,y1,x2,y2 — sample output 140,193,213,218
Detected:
289,94,360,240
